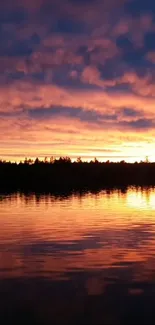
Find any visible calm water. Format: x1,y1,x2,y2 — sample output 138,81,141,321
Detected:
1,187,155,324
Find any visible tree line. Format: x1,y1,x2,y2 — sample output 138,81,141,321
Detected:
0,156,155,192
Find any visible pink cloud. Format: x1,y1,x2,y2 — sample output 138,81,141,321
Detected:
146,51,155,63
113,14,154,47
0,78,155,117
0,0,155,162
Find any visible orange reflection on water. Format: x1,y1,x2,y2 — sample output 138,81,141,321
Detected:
0,187,155,279
127,188,155,210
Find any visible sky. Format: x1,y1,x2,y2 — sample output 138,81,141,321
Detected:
1,0,155,162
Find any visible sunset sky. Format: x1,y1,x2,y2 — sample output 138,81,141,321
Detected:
1,0,155,162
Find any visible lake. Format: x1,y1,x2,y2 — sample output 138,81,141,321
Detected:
1,187,155,324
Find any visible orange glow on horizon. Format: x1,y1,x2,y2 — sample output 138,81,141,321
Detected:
0,82,155,163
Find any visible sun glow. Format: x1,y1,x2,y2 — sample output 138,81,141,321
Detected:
127,190,155,210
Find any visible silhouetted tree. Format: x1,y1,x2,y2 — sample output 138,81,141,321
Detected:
44,157,48,163
24,158,28,164
1,156,155,192
94,157,99,164
77,157,82,163
34,158,40,164
50,156,54,164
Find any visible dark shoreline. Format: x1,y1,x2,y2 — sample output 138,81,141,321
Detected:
1,159,155,193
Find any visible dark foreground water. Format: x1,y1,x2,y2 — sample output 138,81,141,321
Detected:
1,187,155,324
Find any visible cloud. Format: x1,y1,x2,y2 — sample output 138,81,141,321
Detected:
146,51,155,63
28,106,118,125
121,107,142,117
120,118,155,129
0,0,155,161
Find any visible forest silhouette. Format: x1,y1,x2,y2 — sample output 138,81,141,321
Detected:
1,156,155,192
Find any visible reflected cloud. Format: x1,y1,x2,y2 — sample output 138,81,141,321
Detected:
1,187,155,282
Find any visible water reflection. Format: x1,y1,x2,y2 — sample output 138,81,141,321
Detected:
1,187,155,324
